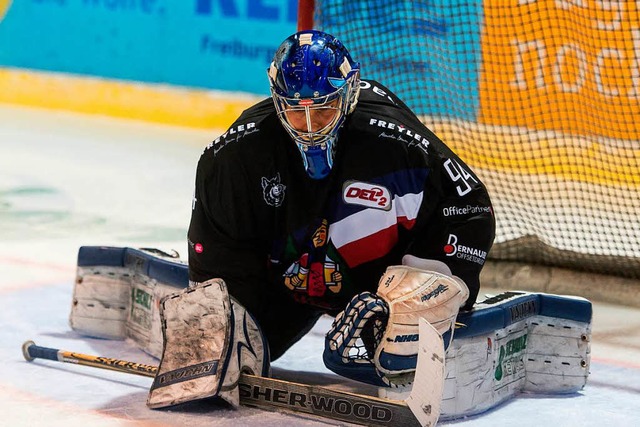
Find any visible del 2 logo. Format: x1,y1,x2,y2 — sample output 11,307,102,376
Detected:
342,181,392,211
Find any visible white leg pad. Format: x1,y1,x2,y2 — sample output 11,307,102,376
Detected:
70,266,131,340
69,247,189,358
440,293,591,420
379,292,591,420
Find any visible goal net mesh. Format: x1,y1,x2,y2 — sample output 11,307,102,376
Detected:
314,0,639,279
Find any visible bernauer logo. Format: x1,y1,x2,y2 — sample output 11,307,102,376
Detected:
494,334,528,381
0,1,12,22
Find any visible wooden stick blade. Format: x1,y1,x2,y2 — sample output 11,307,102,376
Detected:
405,318,445,426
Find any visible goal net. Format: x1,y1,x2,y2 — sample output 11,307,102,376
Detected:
311,0,640,279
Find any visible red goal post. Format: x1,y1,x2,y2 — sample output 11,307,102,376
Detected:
298,0,315,31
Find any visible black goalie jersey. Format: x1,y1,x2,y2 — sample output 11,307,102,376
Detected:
188,80,495,357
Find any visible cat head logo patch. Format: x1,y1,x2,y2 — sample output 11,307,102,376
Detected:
262,173,286,207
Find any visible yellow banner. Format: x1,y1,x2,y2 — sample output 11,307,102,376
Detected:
479,1,640,140
0,0,12,22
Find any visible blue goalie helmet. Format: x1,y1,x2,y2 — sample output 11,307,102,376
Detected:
268,30,361,179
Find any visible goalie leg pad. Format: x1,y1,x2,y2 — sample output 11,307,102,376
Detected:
378,291,592,420
69,246,190,357
147,279,270,409
439,291,592,420
69,264,132,340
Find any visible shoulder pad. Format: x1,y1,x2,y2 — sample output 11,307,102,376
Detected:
204,98,275,155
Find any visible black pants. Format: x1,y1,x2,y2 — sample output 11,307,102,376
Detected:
231,284,325,361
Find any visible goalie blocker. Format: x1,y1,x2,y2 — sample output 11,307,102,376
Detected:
69,246,592,420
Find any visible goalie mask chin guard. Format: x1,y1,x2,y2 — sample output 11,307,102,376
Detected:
268,30,361,179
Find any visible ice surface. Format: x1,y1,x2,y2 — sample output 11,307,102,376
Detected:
1,105,639,426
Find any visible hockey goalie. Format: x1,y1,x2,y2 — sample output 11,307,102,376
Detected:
68,29,592,425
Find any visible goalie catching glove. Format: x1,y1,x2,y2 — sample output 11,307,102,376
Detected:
323,255,469,387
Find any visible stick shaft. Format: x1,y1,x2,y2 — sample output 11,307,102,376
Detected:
22,340,157,377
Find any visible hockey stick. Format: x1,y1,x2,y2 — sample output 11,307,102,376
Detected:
22,340,430,426
407,318,445,426
22,340,158,377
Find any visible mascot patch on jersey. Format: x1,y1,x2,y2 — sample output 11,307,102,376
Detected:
261,173,286,207
283,219,342,297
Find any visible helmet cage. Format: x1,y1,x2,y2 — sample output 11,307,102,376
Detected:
270,72,358,149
